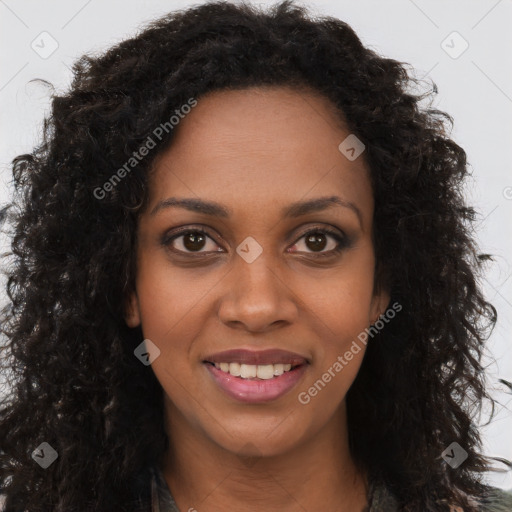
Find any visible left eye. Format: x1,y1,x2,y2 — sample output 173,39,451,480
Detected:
289,229,345,255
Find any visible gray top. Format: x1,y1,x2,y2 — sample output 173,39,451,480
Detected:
151,466,180,512
149,465,512,512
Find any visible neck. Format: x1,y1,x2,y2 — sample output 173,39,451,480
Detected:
161,399,369,512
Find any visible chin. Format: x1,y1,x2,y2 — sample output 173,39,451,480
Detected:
209,420,307,459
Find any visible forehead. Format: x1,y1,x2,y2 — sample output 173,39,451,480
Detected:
147,87,374,227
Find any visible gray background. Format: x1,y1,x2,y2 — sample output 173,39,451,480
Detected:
0,0,510,490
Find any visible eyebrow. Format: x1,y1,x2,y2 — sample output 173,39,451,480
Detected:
150,195,362,227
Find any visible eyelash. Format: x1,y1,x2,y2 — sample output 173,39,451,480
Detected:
161,225,350,259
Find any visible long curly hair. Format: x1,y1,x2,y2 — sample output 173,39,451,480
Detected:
0,1,506,510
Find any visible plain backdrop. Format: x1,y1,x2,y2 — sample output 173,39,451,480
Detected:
0,0,511,490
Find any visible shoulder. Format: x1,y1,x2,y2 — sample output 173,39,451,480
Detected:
369,483,512,512
479,487,512,512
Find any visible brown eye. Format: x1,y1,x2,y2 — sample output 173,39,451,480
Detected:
304,232,329,252
163,229,223,254
182,231,206,252
288,227,350,258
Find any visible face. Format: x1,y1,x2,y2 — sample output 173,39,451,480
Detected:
125,86,389,459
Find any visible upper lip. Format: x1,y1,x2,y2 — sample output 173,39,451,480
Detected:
204,348,309,366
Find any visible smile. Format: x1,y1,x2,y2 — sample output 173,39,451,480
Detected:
203,348,310,403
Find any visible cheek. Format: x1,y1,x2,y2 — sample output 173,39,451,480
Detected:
133,248,220,342
304,249,377,338
298,250,375,398
299,318,368,414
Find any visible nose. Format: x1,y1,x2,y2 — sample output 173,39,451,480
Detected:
217,250,299,333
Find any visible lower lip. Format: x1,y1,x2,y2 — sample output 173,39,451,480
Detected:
204,363,308,403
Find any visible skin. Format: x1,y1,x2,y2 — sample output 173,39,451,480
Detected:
125,86,390,512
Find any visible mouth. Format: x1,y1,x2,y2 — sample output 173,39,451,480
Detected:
202,348,309,403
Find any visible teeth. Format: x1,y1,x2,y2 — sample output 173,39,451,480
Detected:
256,364,274,379
229,362,241,376
273,363,284,376
240,364,257,378
213,362,296,379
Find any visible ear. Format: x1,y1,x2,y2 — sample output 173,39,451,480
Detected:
124,291,141,328
369,286,391,325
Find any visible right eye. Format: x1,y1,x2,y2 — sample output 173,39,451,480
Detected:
162,228,224,255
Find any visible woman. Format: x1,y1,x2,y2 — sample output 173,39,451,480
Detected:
1,1,511,510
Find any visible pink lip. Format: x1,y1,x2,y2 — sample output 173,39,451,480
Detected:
204,362,308,403
203,348,308,366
